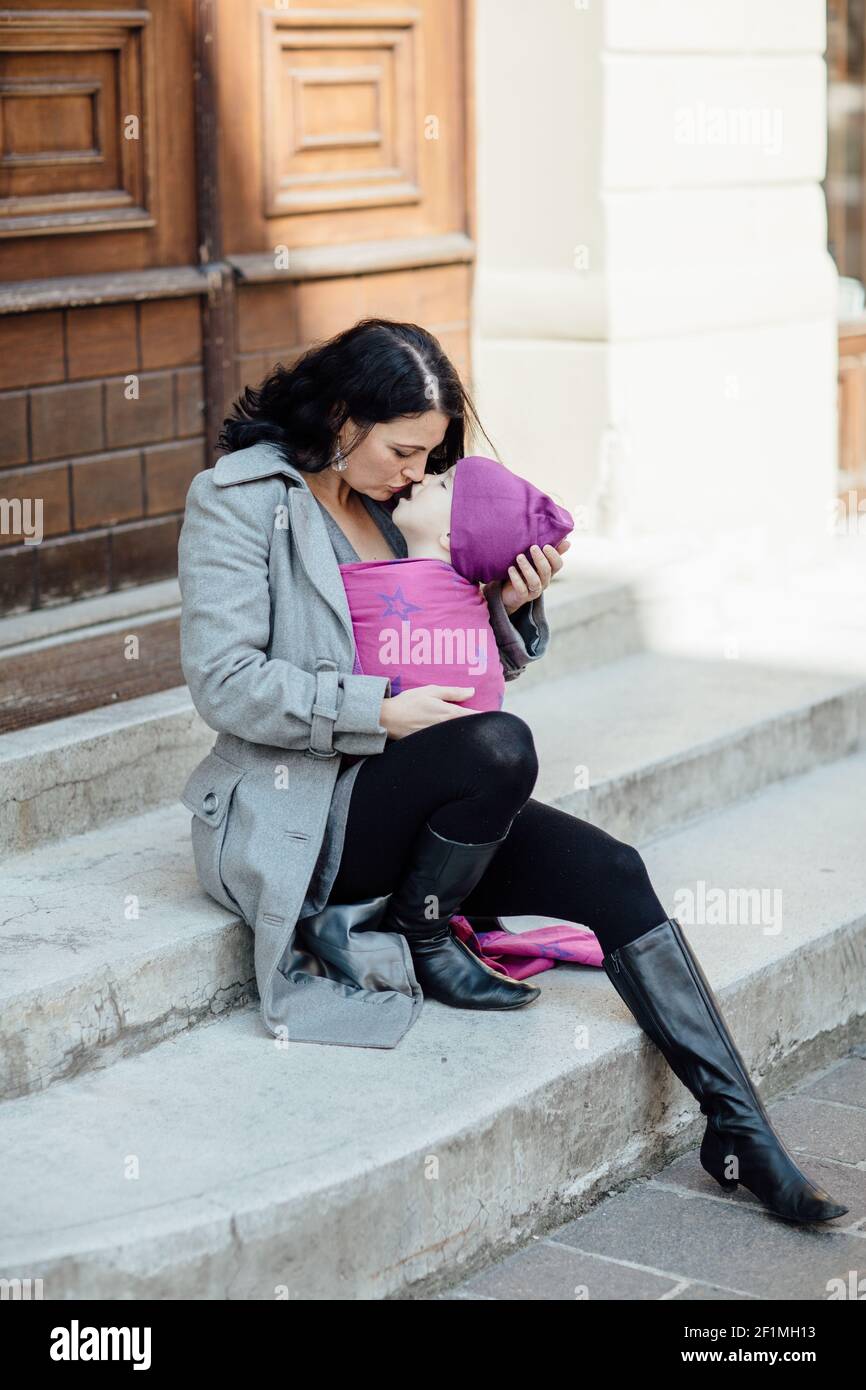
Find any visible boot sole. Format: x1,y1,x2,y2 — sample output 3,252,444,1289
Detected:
426,992,541,1011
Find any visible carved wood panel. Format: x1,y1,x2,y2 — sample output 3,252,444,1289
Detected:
218,0,470,254
261,5,422,216
0,7,156,238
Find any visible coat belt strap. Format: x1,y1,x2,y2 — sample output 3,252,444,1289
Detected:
308,662,340,758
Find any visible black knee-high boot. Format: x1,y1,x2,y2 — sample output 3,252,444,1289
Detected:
382,822,540,1010
603,917,848,1224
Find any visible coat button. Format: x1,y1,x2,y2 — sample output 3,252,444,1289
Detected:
202,791,219,815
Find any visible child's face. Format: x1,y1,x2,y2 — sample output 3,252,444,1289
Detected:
391,463,456,554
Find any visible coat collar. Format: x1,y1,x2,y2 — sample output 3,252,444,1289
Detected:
213,441,355,644
216,441,359,650
213,441,307,489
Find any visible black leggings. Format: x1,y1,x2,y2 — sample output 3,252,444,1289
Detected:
327,712,668,955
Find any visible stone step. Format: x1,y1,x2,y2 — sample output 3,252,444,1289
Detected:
506,649,866,843
0,802,252,1102
0,579,183,738
1,749,864,1298
0,569,641,857
4,647,865,1101
0,686,212,858
511,563,643,687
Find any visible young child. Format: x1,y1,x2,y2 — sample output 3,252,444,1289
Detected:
339,455,574,711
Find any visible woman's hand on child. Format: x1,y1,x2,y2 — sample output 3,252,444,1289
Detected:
379,686,476,739
498,539,570,616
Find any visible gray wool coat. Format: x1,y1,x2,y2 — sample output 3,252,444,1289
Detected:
177,440,549,1048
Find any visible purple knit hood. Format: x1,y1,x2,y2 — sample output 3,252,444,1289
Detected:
449,455,574,584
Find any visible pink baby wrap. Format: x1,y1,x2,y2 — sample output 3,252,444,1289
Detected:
339,556,506,712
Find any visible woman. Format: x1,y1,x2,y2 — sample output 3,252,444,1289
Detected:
178,317,846,1226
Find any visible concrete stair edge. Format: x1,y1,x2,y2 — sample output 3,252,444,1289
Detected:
1,894,864,1298
4,648,866,1101
4,728,866,1102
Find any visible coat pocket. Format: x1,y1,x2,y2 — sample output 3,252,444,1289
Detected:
181,750,247,913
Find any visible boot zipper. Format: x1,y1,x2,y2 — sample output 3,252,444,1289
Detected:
609,947,676,1051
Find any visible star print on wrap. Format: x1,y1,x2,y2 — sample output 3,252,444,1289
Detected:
339,556,505,712
378,586,424,620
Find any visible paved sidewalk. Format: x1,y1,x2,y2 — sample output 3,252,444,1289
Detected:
436,1045,866,1301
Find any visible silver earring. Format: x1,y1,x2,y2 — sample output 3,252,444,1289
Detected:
330,447,348,473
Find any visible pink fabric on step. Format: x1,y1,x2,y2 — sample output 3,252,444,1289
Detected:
449,915,605,979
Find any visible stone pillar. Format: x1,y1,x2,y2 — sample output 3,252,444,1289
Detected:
471,0,837,553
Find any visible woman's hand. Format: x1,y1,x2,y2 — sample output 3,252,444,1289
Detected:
379,686,476,740
497,539,570,616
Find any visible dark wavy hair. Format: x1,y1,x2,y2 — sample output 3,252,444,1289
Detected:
217,317,498,474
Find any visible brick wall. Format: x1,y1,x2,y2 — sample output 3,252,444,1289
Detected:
0,298,206,614
233,266,472,417
0,264,473,617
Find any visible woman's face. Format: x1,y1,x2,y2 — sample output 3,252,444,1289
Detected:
336,411,451,502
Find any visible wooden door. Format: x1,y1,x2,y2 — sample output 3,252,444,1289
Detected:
0,0,475,730
0,0,203,621
214,0,475,403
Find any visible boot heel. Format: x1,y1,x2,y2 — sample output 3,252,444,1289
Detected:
711,1173,739,1192
701,1143,739,1190
701,1124,739,1190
